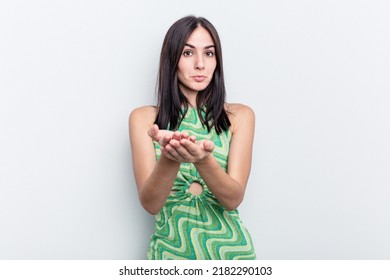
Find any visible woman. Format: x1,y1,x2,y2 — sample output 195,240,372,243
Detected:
129,16,256,260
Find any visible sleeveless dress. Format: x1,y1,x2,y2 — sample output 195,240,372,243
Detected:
147,108,256,260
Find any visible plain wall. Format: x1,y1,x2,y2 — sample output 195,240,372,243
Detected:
1,0,389,259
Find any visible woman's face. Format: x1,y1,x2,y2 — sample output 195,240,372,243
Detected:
177,26,217,100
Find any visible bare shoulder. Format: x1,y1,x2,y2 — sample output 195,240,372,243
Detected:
128,106,157,127
225,103,255,117
225,103,255,134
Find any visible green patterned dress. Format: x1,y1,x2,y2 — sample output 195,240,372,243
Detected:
147,108,256,260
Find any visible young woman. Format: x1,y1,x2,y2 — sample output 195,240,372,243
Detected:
129,16,256,260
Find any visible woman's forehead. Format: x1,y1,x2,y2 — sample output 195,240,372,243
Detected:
186,27,215,47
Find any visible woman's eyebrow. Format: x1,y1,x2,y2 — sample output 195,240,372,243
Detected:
185,43,215,49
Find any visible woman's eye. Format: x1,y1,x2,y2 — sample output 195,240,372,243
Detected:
183,50,193,56
206,51,214,57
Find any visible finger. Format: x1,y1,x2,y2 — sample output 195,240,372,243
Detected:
170,139,193,159
181,131,189,139
160,146,179,162
189,136,196,143
148,124,159,140
165,143,185,161
171,131,182,141
203,140,215,152
160,134,172,147
181,132,196,143
180,139,199,155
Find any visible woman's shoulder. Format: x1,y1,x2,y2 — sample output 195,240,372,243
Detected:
128,105,157,126
225,103,255,116
224,103,255,133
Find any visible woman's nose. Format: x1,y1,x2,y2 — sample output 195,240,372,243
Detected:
195,55,205,70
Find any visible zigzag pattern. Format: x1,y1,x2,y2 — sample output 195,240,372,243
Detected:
148,108,256,260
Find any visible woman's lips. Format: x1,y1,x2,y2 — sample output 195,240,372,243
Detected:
192,75,206,82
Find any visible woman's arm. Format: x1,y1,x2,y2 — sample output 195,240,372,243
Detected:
164,104,255,210
197,104,255,210
128,106,181,215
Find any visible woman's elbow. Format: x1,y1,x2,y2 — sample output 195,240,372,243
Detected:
139,193,162,215
223,196,244,211
140,200,161,215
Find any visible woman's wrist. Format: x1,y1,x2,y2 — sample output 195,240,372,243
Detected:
194,152,214,167
159,152,181,167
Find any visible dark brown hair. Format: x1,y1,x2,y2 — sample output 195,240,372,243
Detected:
154,16,230,134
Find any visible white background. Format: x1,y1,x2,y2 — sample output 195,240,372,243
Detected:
1,0,389,259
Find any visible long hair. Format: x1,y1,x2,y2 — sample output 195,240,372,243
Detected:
154,16,230,134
